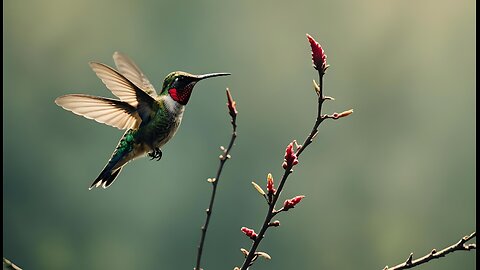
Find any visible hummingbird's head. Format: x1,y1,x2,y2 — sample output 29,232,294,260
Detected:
161,71,230,105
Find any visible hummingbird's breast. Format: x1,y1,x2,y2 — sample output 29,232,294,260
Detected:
152,112,183,148
139,96,185,150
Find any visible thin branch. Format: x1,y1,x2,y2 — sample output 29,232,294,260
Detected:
240,68,332,270
195,89,238,270
238,35,352,269
383,232,476,270
3,258,22,270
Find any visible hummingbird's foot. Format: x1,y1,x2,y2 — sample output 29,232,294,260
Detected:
148,148,162,161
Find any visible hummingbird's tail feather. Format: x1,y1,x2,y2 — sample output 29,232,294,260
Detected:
88,129,141,190
89,167,123,190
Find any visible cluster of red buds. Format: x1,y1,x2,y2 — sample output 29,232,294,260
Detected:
236,34,352,269
306,33,328,74
282,141,300,169
241,227,257,240
283,195,305,211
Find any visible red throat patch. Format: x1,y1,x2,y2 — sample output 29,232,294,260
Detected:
168,85,194,105
168,88,179,102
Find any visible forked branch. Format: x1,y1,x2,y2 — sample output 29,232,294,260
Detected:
237,34,353,270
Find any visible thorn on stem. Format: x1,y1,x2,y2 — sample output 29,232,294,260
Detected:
405,253,413,265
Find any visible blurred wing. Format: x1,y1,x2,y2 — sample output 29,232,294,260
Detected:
89,62,156,121
55,94,141,130
113,51,158,97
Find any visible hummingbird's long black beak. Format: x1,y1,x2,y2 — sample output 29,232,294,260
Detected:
196,72,231,80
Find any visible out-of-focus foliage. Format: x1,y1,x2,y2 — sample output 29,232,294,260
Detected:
3,1,475,269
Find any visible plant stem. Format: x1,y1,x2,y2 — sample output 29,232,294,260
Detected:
195,99,238,270
240,71,326,270
383,232,476,270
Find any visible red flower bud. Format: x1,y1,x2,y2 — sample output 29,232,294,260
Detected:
306,34,328,73
282,141,299,169
226,88,238,118
283,195,305,211
266,173,276,195
241,227,257,240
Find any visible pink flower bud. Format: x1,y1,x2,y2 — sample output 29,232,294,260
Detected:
266,173,276,195
241,227,257,240
283,195,305,211
226,88,238,118
282,141,299,169
306,34,327,73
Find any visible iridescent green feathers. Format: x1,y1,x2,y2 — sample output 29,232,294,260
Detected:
55,52,231,189
89,129,137,189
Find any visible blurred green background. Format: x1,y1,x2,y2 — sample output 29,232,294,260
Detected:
3,0,475,269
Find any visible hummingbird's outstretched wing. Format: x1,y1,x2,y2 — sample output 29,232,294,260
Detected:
112,52,158,98
89,62,157,122
55,94,141,130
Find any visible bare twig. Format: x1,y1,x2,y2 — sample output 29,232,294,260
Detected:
3,258,22,270
383,232,476,270
195,89,238,270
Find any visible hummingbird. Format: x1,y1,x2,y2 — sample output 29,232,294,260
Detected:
55,52,230,189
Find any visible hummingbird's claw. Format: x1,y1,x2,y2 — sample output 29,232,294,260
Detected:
148,148,163,161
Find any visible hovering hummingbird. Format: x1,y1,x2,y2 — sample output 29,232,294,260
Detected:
55,52,230,189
